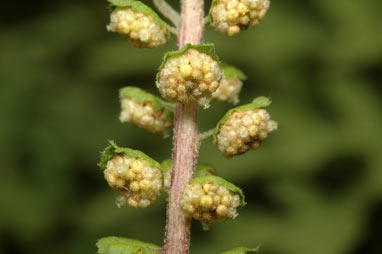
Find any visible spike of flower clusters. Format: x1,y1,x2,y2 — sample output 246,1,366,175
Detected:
215,103,277,157
119,87,173,135
156,45,222,108
180,176,243,230
211,0,270,36
100,142,164,208
212,65,246,104
107,6,168,48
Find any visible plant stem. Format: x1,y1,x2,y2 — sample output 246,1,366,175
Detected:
163,0,204,253
153,0,181,27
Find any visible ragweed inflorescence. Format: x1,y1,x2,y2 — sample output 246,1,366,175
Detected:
210,0,270,36
181,176,244,230
214,97,277,157
119,87,173,135
100,141,163,208
156,44,222,108
107,0,169,48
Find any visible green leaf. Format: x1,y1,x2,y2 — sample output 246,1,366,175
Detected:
157,43,221,80
195,164,216,177
208,0,220,24
119,86,174,121
223,65,247,80
96,236,160,254
98,140,161,170
220,246,260,254
160,159,172,172
108,0,169,35
213,96,272,143
189,175,246,206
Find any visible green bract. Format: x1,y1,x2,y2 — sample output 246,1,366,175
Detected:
189,175,246,206
98,140,161,170
223,65,247,80
108,0,170,36
213,96,272,143
96,236,160,254
195,164,216,177
120,86,174,121
221,246,260,254
160,159,172,172
208,0,219,24
157,43,221,80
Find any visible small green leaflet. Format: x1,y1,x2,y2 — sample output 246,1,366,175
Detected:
220,246,260,254
96,236,160,254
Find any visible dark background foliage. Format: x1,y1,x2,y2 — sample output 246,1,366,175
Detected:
0,0,380,253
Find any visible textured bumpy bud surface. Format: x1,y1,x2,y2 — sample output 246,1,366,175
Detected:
107,0,169,48
156,44,222,108
212,65,246,104
210,0,270,36
180,175,245,230
119,86,173,135
214,97,277,158
99,141,163,208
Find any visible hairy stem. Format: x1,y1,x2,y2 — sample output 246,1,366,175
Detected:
163,0,204,253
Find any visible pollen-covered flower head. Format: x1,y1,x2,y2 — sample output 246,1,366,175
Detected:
161,160,216,190
119,86,174,135
99,141,163,208
181,175,245,230
210,0,270,36
212,65,246,105
156,44,222,108
214,97,277,158
107,0,169,48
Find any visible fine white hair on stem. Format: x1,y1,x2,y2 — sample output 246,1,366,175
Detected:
153,0,181,27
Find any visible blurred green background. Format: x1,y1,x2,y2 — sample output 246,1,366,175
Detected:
0,0,381,253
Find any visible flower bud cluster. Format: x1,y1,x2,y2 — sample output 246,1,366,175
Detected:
212,66,246,104
156,45,222,108
211,0,270,36
107,6,168,48
216,107,277,157
181,178,241,229
212,77,242,104
104,154,162,208
119,87,173,135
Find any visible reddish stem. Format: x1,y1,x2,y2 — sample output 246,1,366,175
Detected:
163,0,204,253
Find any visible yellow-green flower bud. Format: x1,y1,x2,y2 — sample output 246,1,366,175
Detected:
99,141,163,208
210,0,270,36
180,175,245,230
212,65,247,105
107,0,169,48
214,97,277,158
156,44,222,108
119,87,173,135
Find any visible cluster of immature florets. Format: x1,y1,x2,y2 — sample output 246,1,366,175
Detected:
156,47,222,108
211,0,270,36
107,7,168,48
104,154,162,208
216,108,277,157
212,76,243,104
120,99,172,135
181,179,241,230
